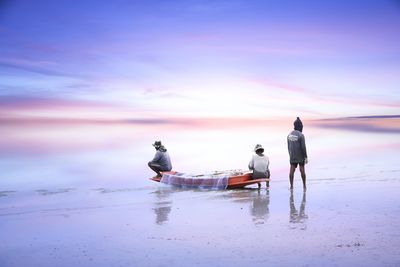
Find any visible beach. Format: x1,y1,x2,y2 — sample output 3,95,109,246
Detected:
1,118,400,267
1,180,399,267
2,1,400,265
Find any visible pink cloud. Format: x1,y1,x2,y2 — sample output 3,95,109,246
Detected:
0,96,117,115
249,78,400,110
0,57,69,77
249,79,308,93
0,57,58,68
312,94,400,109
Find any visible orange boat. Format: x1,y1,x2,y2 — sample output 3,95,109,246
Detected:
150,170,269,189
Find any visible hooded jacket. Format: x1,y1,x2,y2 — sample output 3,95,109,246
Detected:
287,130,307,164
150,145,172,171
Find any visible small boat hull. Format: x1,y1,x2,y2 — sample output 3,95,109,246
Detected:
150,171,269,189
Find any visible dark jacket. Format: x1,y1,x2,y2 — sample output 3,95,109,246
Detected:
287,130,307,164
150,146,172,171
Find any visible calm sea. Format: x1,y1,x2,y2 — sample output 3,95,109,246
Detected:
1,117,399,191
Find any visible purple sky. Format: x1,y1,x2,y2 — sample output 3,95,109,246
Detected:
0,0,399,120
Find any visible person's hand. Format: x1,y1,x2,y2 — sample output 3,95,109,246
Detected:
305,158,308,164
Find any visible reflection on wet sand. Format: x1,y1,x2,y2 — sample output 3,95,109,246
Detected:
152,187,173,225
214,189,270,225
251,190,270,225
289,191,308,230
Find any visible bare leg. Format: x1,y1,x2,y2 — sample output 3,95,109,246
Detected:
299,165,306,190
289,165,296,189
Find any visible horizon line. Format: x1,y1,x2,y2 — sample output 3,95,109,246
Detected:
0,114,399,125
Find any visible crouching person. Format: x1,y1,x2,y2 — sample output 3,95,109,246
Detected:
248,144,270,189
148,141,172,178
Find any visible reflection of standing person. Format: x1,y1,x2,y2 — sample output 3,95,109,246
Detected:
287,117,308,190
248,144,270,189
148,141,172,178
289,191,308,229
251,190,270,225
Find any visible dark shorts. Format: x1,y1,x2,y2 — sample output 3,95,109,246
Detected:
291,162,305,168
251,170,270,179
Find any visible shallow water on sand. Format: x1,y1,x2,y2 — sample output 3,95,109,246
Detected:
1,182,400,267
0,118,399,266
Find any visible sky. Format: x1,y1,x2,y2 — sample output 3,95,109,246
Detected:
0,0,399,120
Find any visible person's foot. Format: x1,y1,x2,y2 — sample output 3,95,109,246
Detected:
303,186,307,192
257,183,261,189
289,186,293,191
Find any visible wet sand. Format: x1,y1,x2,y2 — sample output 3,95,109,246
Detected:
1,178,400,267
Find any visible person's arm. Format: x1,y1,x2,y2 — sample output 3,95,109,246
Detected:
150,151,162,163
248,156,254,170
301,135,308,163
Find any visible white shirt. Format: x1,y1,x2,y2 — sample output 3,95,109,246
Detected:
248,154,270,178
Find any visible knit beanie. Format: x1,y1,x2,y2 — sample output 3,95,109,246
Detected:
294,117,303,132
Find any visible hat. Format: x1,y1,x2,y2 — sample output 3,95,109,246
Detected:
152,140,162,148
254,144,264,152
294,117,303,132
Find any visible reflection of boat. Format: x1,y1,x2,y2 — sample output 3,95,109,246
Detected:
150,171,269,189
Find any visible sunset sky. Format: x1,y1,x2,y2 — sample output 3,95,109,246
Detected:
0,0,399,120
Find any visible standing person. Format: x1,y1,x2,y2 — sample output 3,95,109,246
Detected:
248,144,270,189
148,141,172,178
287,117,308,190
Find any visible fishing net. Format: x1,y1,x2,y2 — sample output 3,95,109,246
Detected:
160,170,248,189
